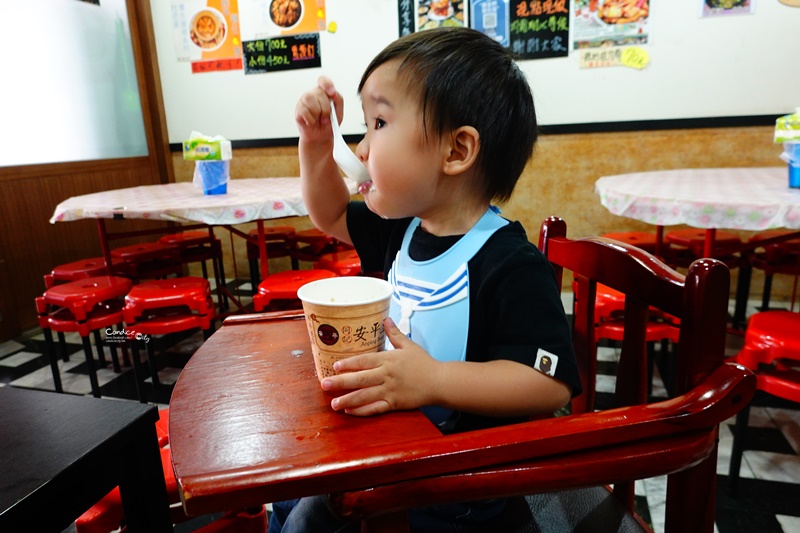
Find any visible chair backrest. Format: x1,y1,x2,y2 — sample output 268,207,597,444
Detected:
539,216,730,415
331,217,755,533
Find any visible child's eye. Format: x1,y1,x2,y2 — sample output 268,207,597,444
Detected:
374,118,386,130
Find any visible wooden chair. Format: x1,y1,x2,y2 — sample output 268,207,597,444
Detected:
327,216,756,533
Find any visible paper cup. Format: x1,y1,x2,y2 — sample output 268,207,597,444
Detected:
297,276,393,382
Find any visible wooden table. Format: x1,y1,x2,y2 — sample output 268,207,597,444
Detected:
0,386,171,532
168,313,443,520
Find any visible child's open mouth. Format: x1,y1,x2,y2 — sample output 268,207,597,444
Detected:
358,181,374,194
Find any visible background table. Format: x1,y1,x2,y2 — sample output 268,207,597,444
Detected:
0,387,171,532
596,167,800,326
595,167,800,254
50,178,357,303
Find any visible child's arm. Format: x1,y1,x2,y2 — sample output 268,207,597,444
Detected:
321,317,572,418
295,76,353,244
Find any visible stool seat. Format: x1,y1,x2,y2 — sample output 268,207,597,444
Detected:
124,276,212,318
45,301,125,337
45,257,126,288
665,228,741,256
253,270,338,311
314,250,362,276
158,230,214,248
43,276,133,321
111,242,183,280
736,311,800,367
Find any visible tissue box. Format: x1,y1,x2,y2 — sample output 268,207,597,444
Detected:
183,138,232,161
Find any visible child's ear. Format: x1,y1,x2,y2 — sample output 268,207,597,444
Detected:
442,126,480,175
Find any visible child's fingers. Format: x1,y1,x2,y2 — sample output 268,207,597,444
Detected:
384,317,411,350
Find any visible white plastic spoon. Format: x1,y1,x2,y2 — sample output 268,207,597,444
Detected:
330,101,372,192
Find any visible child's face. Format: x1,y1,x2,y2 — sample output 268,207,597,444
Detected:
356,60,446,220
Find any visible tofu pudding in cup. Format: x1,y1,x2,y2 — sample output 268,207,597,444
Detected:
297,276,393,383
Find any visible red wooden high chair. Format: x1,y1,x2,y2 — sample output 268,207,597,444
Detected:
36,276,133,397
322,217,754,533
158,230,226,309
123,277,216,402
728,310,800,493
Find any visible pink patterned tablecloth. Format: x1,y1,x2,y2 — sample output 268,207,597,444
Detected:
595,167,800,231
50,178,357,225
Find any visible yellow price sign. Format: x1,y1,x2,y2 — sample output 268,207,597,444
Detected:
621,47,650,70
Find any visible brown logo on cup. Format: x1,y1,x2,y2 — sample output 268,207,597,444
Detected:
317,324,339,346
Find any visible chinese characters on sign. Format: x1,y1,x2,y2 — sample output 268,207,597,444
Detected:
510,0,570,59
243,33,322,74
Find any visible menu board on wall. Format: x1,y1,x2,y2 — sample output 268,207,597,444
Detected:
509,1,569,59
243,33,321,73
171,0,244,72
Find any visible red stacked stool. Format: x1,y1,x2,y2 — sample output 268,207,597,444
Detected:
246,225,298,289
110,242,183,281
728,310,800,493
663,228,743,267
44,256,125,289
123,276,216,402
290,228,353,267
748,230,800,311
158,230,226,308
35,276,133,397
44,256,128,365
314,249,362,276
252,269,338,311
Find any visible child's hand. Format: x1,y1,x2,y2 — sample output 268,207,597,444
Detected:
295,76,343,144
320,317,443,416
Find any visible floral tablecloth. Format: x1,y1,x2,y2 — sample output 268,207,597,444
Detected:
50,177,357,225
595,167,800,231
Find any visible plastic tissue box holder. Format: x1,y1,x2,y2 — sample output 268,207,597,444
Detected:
195,160,230,195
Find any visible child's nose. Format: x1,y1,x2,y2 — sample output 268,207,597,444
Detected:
355,137,368,162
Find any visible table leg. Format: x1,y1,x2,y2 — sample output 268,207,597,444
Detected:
257,220,269,283
655,226,664,259
97,219,114,276
118,422,173,532
703,228,717,259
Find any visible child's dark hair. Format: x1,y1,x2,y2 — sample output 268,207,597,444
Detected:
358,27,538,204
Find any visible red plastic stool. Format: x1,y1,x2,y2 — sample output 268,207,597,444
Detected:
600,231,659,255
123,277,216,402
314,249,362,276
664,228,742,266
44,256,125,289
748,230,800,311
290,228,353,266
36,276,133,397
728,310,800,492
111,242,183,280
246,225,298,287
158,230,226,308
252,269,338,311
